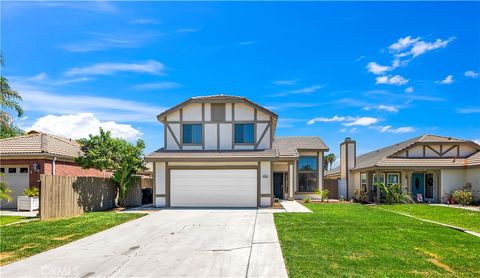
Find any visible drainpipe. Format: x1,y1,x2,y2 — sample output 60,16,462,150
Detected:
52,157,57,175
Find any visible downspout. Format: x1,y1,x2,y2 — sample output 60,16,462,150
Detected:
52,157,57,175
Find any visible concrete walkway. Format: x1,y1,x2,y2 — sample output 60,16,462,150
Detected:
0,209,288,278
0,209,38,217
280,200,312,213
431,204,480,212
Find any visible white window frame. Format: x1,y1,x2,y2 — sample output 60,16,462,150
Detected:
360,173,367,192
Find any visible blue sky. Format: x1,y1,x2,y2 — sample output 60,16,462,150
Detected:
2,1,479,159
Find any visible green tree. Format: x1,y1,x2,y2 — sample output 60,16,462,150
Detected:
0,173,13,202
323,153,336,171
0,54,25,138
76,128,146,205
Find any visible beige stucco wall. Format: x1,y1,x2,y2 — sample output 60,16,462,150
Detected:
466,168,480,200
154,162,166,207
272,162,289,172
441,169,466,202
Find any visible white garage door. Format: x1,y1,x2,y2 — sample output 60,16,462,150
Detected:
0,166,30,209
170,169,257,207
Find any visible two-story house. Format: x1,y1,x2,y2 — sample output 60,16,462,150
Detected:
146,95,329,207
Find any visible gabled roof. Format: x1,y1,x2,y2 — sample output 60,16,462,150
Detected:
0,131,82,159
326,134,480,175
156,94,278,122
146,136,329,161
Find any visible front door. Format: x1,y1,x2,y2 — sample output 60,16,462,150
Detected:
273,173,284,199
425,173,434,201
411,173,425,202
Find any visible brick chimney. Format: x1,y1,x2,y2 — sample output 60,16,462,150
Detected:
339,137,356,199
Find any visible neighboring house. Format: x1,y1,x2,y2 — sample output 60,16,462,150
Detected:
146,95,329,207
325,135,480,203
0,131,108,209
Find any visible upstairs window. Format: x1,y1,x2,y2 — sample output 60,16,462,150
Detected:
211,103,226,121
298,157,318,171
234,123,254,144
182,124,202,145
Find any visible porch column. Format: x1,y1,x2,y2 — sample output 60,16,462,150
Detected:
366,172,372,200
288,162,294,200
404,170,412,194
376,170,380,203
435,171,441,203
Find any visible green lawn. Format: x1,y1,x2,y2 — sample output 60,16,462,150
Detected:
0,216,27,227
379,204,480,233
275,203,480,277
0,212,145,266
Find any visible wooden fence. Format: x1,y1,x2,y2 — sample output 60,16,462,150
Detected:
40,175,153,220
324,178,339,199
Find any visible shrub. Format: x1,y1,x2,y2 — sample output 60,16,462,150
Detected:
375,182,413,204
353,189,369,204
0,179,13,202
303,197,311,203
315,189,330,202
452,190,473,206
23,187,39,197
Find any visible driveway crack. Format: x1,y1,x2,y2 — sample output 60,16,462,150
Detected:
245,210,259,278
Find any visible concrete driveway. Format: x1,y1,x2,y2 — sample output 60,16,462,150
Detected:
0,209,288,278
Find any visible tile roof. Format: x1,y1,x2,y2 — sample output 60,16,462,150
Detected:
326,134,480,174
147,136,329,160
273,136,329,157
0,131,82,158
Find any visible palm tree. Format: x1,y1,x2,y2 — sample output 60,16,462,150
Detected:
324,153,336,170
1,54,24,119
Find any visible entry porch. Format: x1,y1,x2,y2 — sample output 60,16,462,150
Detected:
358,169,442,203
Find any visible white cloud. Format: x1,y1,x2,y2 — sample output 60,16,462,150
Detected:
436,75,454,85
473,139,480,145
367,62,392,75
133,82,181,90
465,70,479,79
273,80,298,86
376,75,409,85
307,116,379,127
307,115,347,125
363,105,399,113
60,32,159,52
11,81,165,123
13,72,92,86
389,36,455,58
65,60,165,76
343,117,379,127
389,36,421,52
366,59,401,75
273,85,323,97
28,113,141,141
405,86,414,93
373,125,415,134
457,108,480,114
410,38,454,57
